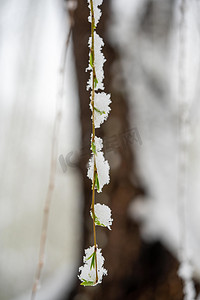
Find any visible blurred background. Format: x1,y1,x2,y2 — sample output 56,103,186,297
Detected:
1,0,200,299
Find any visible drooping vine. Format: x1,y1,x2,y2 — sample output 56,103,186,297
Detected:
78,0,112,286
30,2,77,299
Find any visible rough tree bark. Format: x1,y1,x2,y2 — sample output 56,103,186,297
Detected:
62,0,187,299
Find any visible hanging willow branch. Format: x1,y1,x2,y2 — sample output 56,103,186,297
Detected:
78,0,112,287
31,2,77,299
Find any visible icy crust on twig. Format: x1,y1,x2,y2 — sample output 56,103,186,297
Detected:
87,151,110,193
91,135,103,152
90,92,111,128
87,0,103,27
79,0,112,288
78,245,107,286
178,260,196,300
87,33,106,91
90,203,113,230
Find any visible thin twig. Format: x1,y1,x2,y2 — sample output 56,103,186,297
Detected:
31,2,77,299
90,0,98,284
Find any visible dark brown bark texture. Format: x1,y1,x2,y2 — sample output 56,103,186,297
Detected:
62,0,194,299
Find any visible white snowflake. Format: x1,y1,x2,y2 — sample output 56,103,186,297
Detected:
89,92,111,128
78,245,107,286
87,32,106,91
91,135,103,152
91,203,113,230
87,0,103,27
87,151,110,192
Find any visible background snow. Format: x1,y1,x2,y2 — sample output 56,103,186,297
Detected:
0,0,82,299
110,0,200,281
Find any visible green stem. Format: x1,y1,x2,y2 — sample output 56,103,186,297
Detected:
90,0,98,284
